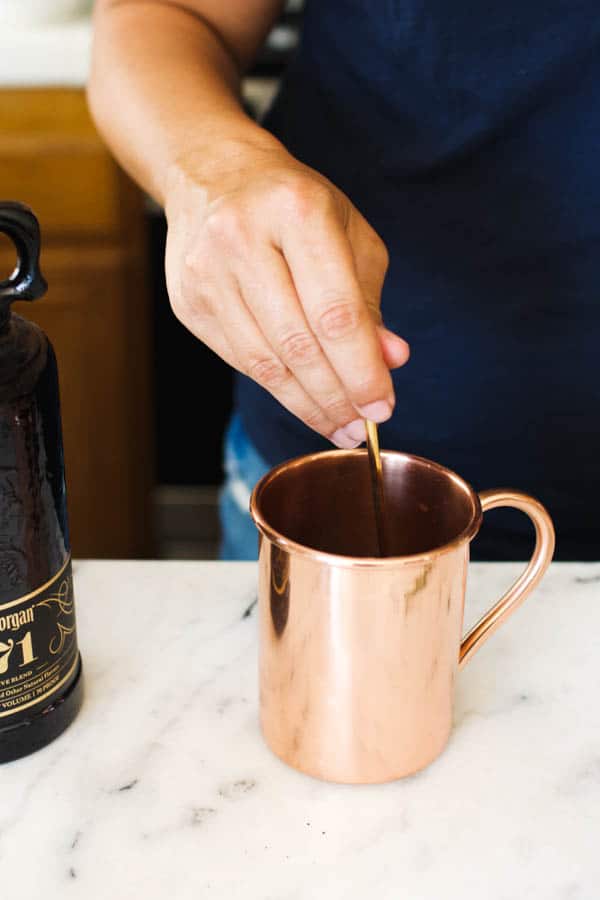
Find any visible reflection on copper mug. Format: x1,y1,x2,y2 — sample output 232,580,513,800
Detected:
250,450,555,784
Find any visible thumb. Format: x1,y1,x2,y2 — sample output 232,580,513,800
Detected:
377,325,410,369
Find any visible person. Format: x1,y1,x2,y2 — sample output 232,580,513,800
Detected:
89,1,599,562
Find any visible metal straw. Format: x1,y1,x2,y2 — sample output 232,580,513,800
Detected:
365,419,388,557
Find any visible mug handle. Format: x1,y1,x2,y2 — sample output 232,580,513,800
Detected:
459,489,555,669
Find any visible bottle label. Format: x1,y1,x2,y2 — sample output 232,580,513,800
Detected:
0,556,79,718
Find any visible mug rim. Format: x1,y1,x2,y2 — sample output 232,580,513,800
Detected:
250,449,483,568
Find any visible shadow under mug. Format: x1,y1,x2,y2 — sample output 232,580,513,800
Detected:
250,449,555,784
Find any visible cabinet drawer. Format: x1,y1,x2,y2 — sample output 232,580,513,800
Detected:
5,242,153,558
0,88,124,241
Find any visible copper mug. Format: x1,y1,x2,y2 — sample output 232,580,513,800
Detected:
250,450,555,784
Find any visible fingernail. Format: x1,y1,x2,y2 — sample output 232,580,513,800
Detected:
343,419,367,443
356,400,393,423
331,428,362,449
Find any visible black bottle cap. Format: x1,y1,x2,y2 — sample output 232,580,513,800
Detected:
0,201,47,330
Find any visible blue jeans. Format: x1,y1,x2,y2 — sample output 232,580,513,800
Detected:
219,414,271,560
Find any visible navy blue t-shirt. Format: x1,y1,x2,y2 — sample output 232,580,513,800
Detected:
236,1,600,559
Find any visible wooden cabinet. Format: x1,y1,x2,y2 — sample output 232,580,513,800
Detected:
0,88,154,558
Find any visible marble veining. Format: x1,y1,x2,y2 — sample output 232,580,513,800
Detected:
0,560,599,899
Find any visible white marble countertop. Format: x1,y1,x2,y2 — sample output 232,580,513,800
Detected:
1,560,599,898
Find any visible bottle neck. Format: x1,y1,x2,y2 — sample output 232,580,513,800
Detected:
0,312,48,403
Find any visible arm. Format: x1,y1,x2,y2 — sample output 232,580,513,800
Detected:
88,0,284,203
89,0,409,447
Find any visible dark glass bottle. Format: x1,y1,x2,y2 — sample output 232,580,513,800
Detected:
0,202,83,763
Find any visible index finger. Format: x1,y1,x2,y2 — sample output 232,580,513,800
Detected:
280,206,395,423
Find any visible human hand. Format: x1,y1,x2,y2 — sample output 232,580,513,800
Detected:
165,138,409,447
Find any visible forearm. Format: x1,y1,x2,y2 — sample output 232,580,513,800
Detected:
88,1,280,204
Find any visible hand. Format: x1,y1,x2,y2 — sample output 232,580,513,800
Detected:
164,137,410,447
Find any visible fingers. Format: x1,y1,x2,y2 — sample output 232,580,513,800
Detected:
377,325,411,369
347,208,388,324
181,265,363,448
347,208,410,370
278,187,395,423
166,164,411,446
232,243,367,443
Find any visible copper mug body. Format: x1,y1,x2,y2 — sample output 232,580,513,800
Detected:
250,450,555,784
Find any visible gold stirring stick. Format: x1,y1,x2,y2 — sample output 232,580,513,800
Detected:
365,419,388,557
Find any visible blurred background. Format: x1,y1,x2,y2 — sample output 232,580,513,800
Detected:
0,0,304,560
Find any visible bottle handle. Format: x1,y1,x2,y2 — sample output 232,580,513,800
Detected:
0,202,47,313
459,489,555,669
